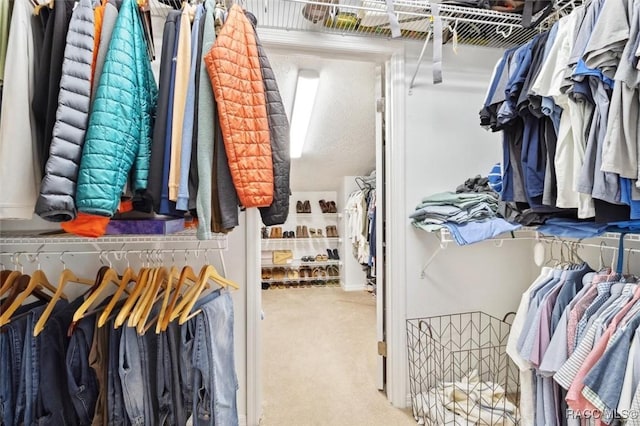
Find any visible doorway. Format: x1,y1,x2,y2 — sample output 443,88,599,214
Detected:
244,30,408,426
259,50,389,424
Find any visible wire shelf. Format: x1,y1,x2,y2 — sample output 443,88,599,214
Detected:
246,0,581,48
0,230,227,247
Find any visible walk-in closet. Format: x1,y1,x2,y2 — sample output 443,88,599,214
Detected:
2,0,640,424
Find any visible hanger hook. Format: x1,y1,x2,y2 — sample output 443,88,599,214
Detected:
184,249,189,265
60,251,68,270
495,24,513,39
599,241,608,269
172,249,176,265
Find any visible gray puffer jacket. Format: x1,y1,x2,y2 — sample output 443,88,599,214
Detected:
246,12,291,226
35,0,94,222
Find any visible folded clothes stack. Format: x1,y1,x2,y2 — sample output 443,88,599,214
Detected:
410,192,521,245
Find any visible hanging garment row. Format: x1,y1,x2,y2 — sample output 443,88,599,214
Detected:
345,174,376,267
0,0,291,239
508,241,640,426
0,253,239,426
480,0,640,225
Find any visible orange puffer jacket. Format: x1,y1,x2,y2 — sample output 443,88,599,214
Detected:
204,4,273,208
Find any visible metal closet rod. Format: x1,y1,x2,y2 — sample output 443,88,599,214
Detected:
0,246,229,277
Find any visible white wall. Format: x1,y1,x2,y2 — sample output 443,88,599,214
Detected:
266,50,377,193
402,44,539,323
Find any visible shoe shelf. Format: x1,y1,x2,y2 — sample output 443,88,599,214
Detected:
261,237,342,244
261,277,341,284
262,260,342,268
291,213,342,219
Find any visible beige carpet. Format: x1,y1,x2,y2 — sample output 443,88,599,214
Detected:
261,286,415,426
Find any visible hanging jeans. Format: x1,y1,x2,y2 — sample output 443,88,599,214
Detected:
119,327,145,426
66,316,99,426
191,290,238,426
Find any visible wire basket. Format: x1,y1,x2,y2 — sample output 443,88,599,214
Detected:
407,312,520,425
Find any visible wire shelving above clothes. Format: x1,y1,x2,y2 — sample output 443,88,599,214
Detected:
245,0,581,48
420,228,640,278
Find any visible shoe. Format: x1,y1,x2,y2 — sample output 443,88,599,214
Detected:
315,254,328,262
332,226,339,238
269,227,277,238
261,227,268,239
332,249,340,260
327,201,337,213
296,226,302,238
303,200,311,213
301,226,309,238
296,200,304,213
309,228,317,237
261,268,272,280
286,268,299,279
312,267,327,278
319,200,329,213
326,249,334,260
317,229,324,238
327,265,340,277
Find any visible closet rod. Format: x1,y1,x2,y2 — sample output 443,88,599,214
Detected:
0,247,229,277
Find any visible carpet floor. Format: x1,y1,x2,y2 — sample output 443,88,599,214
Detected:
261,286,415,426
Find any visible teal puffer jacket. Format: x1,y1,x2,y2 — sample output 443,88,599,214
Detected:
75,0,158,216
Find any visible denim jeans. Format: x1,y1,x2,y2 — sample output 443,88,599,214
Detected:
166,322,188,426
138,313,159,425
66,315,98,426
35,298,80,425
0,331,12,425
3,301,46,426
23,305,48,426
108,322,128,426
119,327,145,426
191,291,238,426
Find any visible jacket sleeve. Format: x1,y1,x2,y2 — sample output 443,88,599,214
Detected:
35,0,95,222
131,62,158,192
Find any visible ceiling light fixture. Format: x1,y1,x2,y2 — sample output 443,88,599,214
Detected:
289,69,320,159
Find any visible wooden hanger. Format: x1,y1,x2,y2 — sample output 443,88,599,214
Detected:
0,254,25,297
166,265,202,324
178,264,239,324
0,270,59,325
0,270,22,297
135,266,170,334
33,0,54,16
97,266,136,328
152,266,180,334
0,275,53,318
34,262,93,336
129,266,163,328
115,266,151,328
72,267,120,324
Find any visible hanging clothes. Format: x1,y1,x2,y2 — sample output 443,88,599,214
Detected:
0,0,39,220
74,0,158,228
0,286,238,426
32,0,73,174
480,0,640,225
246,11,292,227
35,0,95,222
204,4,274,209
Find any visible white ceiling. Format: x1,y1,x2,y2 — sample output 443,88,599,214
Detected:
266,49,378,193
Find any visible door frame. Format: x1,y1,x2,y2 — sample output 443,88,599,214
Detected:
246,29,407,426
